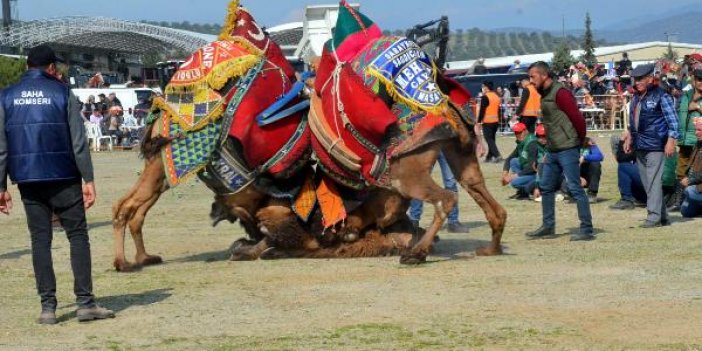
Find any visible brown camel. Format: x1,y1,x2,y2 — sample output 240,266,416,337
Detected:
226,187,414,261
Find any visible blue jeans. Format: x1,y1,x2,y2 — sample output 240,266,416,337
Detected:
509,158,536,194
540,148,593,232
618,162,647,203
409,152,459,223
681,185,702,218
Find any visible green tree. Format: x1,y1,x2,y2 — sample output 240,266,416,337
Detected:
552,41,574,74
661,42,678,60
580,12,597,67
0,56,27,88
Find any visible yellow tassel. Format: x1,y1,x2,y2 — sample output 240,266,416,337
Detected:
218,0,240,41
206,55,260,90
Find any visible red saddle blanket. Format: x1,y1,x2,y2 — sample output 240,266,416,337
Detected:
312,46,397,187
227,43,310,177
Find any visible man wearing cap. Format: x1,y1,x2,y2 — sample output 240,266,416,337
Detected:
623,63,680,228
673,69,702,211
525,61,594,241
0,45,114,324
501,122,539,199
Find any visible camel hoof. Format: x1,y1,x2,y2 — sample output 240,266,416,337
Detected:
476,246,503,256
229,242,260,261
137,255,163,266
399,252,427,265
259,247,291,260
114,260,141,273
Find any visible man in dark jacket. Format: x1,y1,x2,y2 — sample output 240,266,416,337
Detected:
0,45,114,324
623,63,680,227
524,61,594,241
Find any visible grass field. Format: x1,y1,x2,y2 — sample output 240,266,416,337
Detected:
1,132,701,351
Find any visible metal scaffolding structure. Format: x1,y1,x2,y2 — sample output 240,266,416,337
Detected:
0,16,213,53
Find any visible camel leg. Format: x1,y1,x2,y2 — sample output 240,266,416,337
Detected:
390,144,457,264
111,158,166,272
129,191,165,266
229,238,270,261
443,139,507,255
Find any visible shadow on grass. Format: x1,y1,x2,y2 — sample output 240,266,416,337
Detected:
172,250,230,263
0,248,31,260
57,288,173,322
87,220,113,230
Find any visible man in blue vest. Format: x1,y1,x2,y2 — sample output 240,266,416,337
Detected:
623,63,680,228
0,45,114,324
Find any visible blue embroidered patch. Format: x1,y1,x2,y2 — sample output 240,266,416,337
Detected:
367,37,447,111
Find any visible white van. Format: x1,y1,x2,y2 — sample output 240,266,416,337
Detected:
71,87,156,114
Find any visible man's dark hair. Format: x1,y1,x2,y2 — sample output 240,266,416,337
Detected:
622,52,628,58
528,61,551,77
482,80,494,91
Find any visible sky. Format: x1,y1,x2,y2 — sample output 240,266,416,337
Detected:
15,0,700,31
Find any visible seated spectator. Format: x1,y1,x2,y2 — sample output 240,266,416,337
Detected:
89,108,103,126
609,134,678,209
609,135,646,209
106,106,124,145
532,124,565,202
680,123,702,218
580,137,603,203
501,123,538,199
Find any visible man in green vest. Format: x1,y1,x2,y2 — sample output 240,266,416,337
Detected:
672,69,702,211
525,61,594,241
501,122,539,199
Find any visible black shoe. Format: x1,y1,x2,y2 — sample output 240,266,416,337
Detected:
37,311,57,325
587,194,598,204
640,220,662,228
526,226,555,238
570,233,595,241
76,305,115,322
609,200,635,210
447,222,470,233
661,219,671,226
492,157,504,164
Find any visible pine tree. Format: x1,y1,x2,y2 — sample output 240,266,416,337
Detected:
661,42,678,60
552,41,574,74
580,12,597,68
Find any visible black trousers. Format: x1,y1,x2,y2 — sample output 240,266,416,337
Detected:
482,123,501,161
18,180,95,312
580,161,602,195
519,116,538,134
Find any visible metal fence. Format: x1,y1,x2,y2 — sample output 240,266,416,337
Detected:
471,94,631,134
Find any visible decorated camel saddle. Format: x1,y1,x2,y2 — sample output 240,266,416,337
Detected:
310,1,472,190
149,2,311,200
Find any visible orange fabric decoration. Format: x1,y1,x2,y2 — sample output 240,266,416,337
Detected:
315,176,347,228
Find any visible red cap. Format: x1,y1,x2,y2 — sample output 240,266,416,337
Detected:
689,53,702,62
512,122,527,133
535,124,546,137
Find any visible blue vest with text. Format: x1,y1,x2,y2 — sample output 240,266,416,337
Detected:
1,69,79,184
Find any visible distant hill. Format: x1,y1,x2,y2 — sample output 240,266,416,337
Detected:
597,12,702,44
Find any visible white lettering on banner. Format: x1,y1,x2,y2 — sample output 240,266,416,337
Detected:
202,45,216,69
21,90,44,98
14,97,52,106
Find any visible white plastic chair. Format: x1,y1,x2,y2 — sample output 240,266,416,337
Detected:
84,122,113,151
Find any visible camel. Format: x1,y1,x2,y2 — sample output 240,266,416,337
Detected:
111,2,506,270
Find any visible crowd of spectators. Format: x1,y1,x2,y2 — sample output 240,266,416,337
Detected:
78,92,146,148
